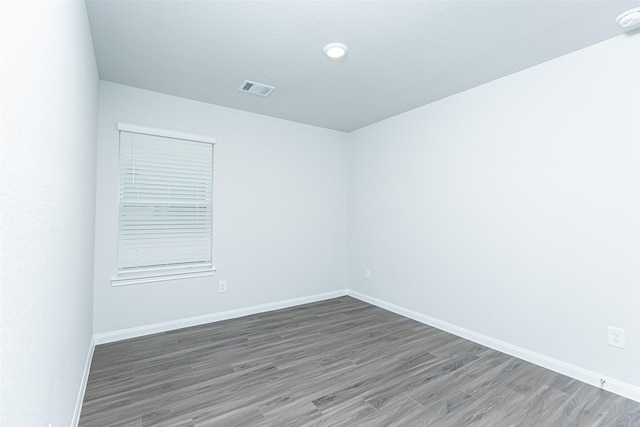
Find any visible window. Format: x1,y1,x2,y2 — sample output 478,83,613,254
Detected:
112,123,215,286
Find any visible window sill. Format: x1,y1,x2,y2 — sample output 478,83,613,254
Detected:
111,269,216,287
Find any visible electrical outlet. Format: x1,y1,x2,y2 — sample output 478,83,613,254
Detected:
365,269,371,280
219,280,227,293
608,326,625,349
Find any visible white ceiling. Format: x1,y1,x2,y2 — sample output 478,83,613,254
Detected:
86,0,640,132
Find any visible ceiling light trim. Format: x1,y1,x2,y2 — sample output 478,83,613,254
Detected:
616,7,640,29
323,43,349,61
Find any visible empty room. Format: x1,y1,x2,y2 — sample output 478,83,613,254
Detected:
4,0,640,425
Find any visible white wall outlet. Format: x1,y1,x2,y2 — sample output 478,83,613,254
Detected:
608,326,625,349
365,269,371,280
218,280,227,293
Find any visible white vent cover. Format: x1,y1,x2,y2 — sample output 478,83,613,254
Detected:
238,80,275,97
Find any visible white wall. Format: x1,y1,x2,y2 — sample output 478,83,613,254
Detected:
349,34,640,388
94,81,349,334
0,2,98,426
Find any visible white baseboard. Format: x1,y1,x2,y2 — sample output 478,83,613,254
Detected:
94,290,348,345
347,289,640,403
71,335,95,427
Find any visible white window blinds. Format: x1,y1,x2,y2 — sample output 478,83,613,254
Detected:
115,123,215,284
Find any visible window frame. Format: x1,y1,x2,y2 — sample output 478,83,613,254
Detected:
111,122,216,286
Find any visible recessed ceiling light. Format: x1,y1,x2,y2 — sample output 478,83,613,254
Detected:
323,43,349,60
616,7,640,29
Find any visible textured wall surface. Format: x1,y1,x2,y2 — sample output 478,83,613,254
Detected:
93,81,349,334
348,34,640,389
0,2,98,425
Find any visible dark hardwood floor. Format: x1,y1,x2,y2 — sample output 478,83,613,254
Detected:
79,297,640,426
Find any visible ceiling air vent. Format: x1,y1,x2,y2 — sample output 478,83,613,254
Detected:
238,80,275,97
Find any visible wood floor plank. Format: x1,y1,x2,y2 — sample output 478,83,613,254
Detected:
352,395,429,426
79,297,640,426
